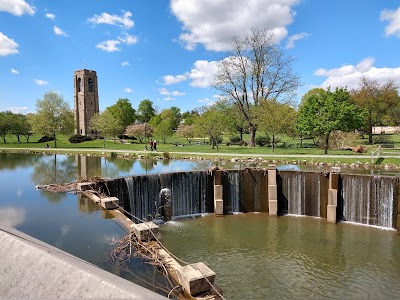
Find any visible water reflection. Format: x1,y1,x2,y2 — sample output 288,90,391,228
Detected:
0,206,26,228
160,214,400,300
30,154,77,202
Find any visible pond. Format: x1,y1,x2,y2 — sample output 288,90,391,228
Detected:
1,152,400,299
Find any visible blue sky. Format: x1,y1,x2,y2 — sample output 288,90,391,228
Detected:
1,0,400,115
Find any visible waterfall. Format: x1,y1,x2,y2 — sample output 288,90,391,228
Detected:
342,175,395,228
279,171,321,217
224,171,240,213
123,175,161,222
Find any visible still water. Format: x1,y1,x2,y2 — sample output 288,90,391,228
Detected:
1,153,400,299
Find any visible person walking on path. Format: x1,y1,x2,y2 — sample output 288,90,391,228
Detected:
150,140,154,151
153,140,157,151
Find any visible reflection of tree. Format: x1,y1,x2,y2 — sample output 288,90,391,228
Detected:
0,153,39,170
31,154,78,203
139,158,156,173
160,159,171,167
106,157,134,173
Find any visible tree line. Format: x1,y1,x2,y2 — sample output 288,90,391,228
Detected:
1,28,400,152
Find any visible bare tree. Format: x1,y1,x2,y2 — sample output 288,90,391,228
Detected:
213,28,301,146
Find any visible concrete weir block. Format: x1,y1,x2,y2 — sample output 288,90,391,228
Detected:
76,182,95,191
328,189,338,206
268,184,277,201
132,222,159,241
269,200,278,216
214,199,223,215
214,185,223,200
100,197,119,210
327,205,337,223
177,262,216,296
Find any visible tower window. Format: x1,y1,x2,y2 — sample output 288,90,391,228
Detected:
88,78,93,92
78,78,82,92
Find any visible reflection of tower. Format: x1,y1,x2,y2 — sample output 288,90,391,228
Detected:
76,155,102,179
73,69,99,136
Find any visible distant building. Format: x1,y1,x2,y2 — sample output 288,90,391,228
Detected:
73,69,99,136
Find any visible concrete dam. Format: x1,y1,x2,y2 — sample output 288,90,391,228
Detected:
100,168,399,231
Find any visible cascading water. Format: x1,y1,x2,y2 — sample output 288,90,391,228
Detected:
342,175,396,228
279,171,321,217
223,171,240,213
119,171,213,221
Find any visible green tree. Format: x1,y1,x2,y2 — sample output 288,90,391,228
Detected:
137,99,156,123
213,28,301,147
107,98,136,129
351,78,400,144
90,109,123,148
181,110,199,126
30,91,74,148
296,87,364,154
257,99,297,151
169,106,181,129
213,99,247,140
194,108,227,149
10,113,32,143
154,109,175,143
0,111,13,143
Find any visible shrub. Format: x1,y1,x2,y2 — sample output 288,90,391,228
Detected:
239,140,248,146
110,152,117,159
229,136,241,143
255,135,270,147
373,134,391,144
163,152,171,159
68,134,93,144
38,136,54,143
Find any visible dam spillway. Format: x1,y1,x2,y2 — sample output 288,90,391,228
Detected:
101,168,399,231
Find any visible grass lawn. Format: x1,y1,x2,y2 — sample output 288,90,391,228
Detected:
1,132,400,166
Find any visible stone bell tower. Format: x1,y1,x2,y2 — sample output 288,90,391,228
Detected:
73,69,99,136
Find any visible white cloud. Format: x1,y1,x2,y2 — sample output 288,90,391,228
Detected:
97,34,136,53
159,87,170,95
159,87,186,96
118,32,137,45
53,25,68,37
11,68,19,74
197,97,216,106
0,32,19,56
170,0,299,51
0,0,35,16
45,12,55,20
315,57,400,89
189,60,219,88
171,90,185,96
380,7,400,38
163,60,219,88
88,11,134,29
8,106,27,113
34,79,48,86
163,74,188,85
163,97,175,101
96,39,121,52
286,32,309,49
124,88,132,93
121,61,130,67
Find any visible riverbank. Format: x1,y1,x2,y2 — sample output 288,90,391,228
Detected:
2,146,400,172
